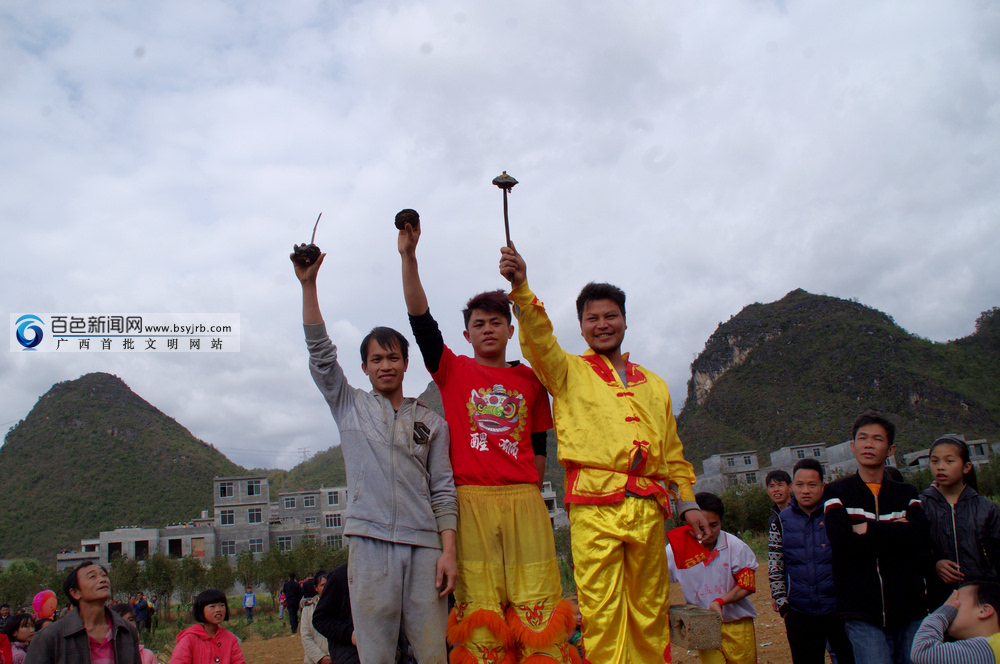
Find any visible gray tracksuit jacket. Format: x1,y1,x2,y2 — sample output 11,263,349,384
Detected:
306,323,457,548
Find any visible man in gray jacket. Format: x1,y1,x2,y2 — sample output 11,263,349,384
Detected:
293,247,457,664
26,562,140,664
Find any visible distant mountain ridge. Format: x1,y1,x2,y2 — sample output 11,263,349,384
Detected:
5,291,996,561
0,373,246,562
677,289,1000,471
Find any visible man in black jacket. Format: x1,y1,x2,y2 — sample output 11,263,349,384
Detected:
311,564,360,664
824,411,932,664
284,572,305,635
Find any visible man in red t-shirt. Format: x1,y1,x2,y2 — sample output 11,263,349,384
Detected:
399,222,578,664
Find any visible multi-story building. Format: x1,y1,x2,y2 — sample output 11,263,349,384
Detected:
696,451,761,493
58,475,567,568
57,475,349,569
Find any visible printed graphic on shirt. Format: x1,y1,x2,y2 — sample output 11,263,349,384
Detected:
466,384,527,457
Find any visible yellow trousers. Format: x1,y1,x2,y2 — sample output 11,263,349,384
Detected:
570,498,671,664
448,484,579,664
697,618,757,664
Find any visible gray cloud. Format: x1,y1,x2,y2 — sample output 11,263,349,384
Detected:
3,1,998,468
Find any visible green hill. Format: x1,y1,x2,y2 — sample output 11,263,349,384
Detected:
0,373,247,562
677,290,1000,471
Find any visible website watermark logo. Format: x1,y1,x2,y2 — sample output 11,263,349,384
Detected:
9,314,240,352
15,314,44,350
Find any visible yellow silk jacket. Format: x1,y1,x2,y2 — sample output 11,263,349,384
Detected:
510,281,697,514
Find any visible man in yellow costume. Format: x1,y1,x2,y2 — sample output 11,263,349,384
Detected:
499,244,709,664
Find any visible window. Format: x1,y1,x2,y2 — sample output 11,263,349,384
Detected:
277,536,293,551
746,472,757,484
304,533,317,542
249,538,263,554
219,481,234,498
813,448,822,457
221,540,236,555
325,514,334,528
247,480,261,496
135,541,149,560
796,449,806,459
727,457,735,467
328,491,339,506
743,455,752,465
326,534,343,549
284,497,296,509
168,539,182,558
303,495,316,508
108,542,122,559
220,510,235,526
325,513,343,528
303,516,318,526
248,508,262,524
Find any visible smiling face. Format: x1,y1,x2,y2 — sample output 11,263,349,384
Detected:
362,339,408,398
851,423,895,472
203,602,227,627
463,308,513,362
766,481,790,507
580,299,627,356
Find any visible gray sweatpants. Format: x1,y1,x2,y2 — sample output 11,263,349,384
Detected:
348,536,448,664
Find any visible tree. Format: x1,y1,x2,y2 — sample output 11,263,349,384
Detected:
235,550,260,590
259,546,289,610
143,552,177,619
0,559,49,607
108,555,142,601
207,556,236,595
176,555,207,604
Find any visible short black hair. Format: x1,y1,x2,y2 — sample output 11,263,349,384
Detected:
359,327,409,365
971,582,1000,615
315,569,326,581
192,588,230,624
0,604,8,610
695,492,725,521
883,466,905,483
793,458,824,481
33,617,54,632
576,282,626,323
63,561,108,608
463,290,512,328
852,410,896,447
3,614,34,641
288,572,297,580
110,603,135,621
765,470,791,486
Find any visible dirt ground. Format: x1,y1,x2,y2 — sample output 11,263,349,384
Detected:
242,566,796,663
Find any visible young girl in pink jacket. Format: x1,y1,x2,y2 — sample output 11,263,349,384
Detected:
170,589,245,664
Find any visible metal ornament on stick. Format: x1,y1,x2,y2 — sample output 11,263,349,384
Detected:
492,171,518,281
492,171,518,247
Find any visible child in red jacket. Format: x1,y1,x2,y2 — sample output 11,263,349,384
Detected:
170,589,245,664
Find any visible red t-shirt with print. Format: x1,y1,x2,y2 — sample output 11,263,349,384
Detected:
434,345,552,486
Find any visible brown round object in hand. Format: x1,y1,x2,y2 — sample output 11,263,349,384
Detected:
395,209,420,230
292,244,321,267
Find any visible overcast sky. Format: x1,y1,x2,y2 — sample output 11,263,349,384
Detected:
3,1,998,470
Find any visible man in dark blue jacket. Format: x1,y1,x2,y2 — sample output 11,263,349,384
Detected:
769,458,854,664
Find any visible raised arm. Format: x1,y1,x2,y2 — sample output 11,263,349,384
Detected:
499,244,570,395
398,223,429,316
398,223,448,373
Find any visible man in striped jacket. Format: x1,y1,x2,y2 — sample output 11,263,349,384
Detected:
824,411,932,664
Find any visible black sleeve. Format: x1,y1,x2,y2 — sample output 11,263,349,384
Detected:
312,565,355,646
531,431,548,457
408,310,445,374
